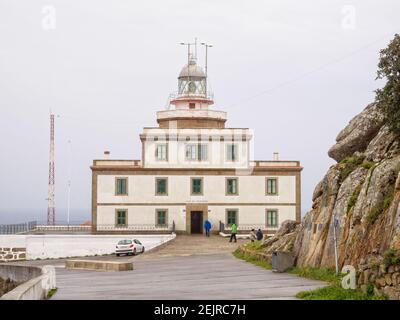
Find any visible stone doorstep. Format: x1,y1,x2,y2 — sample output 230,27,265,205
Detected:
219,232,249,239
65,259,134,272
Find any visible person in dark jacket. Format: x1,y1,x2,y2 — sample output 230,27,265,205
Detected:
256,229,264,241
204,219,212,237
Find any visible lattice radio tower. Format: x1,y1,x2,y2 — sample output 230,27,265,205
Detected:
47,112,56,225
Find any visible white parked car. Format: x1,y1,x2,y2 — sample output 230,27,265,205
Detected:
115,239,145,256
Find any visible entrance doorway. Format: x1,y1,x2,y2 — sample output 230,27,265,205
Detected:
190,211,203,234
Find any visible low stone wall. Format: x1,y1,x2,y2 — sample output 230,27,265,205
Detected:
0,247,26,262
0,278,18,296
358,258,400,300
0,264,41,283
0,234,176,260
0,265,56,300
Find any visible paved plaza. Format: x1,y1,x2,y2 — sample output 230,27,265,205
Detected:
40,235,325,300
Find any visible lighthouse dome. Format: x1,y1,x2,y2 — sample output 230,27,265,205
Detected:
178,61,206,79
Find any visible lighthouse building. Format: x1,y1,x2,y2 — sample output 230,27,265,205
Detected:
91,53,302,235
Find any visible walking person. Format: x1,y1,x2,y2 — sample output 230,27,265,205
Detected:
249,228,257,242
229,223,238,243
256,228,264,241
204,219,212,237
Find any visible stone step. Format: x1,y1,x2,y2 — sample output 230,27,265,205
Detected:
65,259,133,272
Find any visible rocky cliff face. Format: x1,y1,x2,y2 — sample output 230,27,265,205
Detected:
262,103,400,297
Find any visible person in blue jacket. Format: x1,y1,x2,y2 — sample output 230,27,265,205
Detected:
204,219,212,237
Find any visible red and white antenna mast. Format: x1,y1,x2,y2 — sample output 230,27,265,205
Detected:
47,112,56,225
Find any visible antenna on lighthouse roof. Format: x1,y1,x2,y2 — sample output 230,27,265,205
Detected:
201,42,213,97
194,37,197,61
180,39,197,65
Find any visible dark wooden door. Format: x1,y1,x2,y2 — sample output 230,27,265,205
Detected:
190,211,203,234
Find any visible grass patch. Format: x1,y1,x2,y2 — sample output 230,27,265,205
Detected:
234,249,386,300
365,164,378,195
361,161,376,170
47,288,57,299
233,249,272,270
296,285,385,300
338,155,365,181
243,241,263,251
346,186,362,214
287,266,340,282
291,267,386,300
383,191,395,210
365,202,384,225
366,188,395,225
339,155,365,166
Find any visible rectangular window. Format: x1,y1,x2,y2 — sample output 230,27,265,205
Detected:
116,210,127,226
266,210,278,228
226,178,238,195
226,144,238,161
156,209,167,226
185,144,208,161
191,178,203,195
266,178,278,195
226,209,238,226
198,144,207,160
115,178,128,195
156,178,168,195
155,144,168,161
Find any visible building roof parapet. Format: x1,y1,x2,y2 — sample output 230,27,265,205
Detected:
157,109,227,121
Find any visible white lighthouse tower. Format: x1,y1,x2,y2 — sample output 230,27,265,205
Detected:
158,44,226,130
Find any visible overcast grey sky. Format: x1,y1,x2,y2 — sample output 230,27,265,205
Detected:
0,0,399,224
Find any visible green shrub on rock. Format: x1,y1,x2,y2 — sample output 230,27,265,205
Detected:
383,248,400,267
375,34,400,135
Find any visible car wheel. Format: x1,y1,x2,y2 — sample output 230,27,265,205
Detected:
116,253,120,257
142,247,145,253
133,248,137,256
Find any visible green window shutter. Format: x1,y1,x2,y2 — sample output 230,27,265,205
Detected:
227,144,237,161
117,211,126,225
267,179,277,195
157,210,166,225
227,179,237,195
227,210,237,225
157,179,167,195
192,178,202,194
116,179,127,195
267,210,278,227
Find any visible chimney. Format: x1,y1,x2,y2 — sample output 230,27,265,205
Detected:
104,151,110,160
273,152,279,161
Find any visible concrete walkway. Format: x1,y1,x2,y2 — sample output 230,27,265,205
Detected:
47,235,325,300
